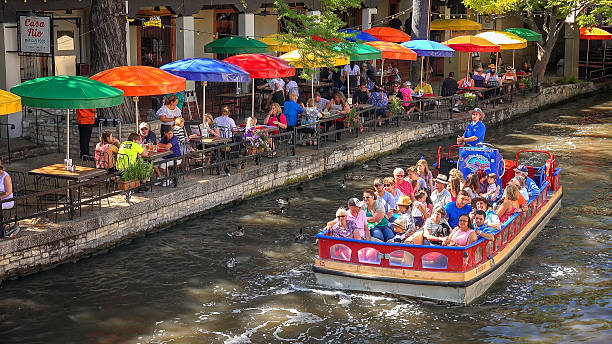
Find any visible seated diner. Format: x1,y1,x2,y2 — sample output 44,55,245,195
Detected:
117,133,149,170
94,130,120,171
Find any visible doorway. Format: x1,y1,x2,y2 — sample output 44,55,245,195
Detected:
54,17,80,75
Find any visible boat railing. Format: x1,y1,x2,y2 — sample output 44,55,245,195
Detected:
317,176,559,274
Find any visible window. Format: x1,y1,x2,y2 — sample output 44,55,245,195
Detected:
475,246,483,263
330,244,351,261
487,240,493,256
389,250,414,267
358,247,381,265
422,252,448,269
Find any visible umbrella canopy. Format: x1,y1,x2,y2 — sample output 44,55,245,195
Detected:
364,27,411,43
430,19,482,31
400,40,455,57
337,43,383,61
222,53,295,79
279,49,349,68
91,66,186,96
204,36,269,54
259,34,296,53
160,58,250,82
441,36,500,52
0,89,21,115
10,75,124,109
364,41,417,60
580,27,612,40
476,31,527,50
339,29,380,42
503,28,542,42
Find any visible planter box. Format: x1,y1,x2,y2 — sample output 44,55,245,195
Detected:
117,180,140,191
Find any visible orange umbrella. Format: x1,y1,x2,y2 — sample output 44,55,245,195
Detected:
365,41,417,83
91,66,186,132
364,27,411,43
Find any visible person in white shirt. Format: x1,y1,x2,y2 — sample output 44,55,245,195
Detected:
431,174,452,209
342,62,361,90
284,77,299,98
156,94,182,136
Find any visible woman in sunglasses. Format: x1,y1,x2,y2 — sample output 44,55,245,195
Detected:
329,208,361,240
363,189,394,242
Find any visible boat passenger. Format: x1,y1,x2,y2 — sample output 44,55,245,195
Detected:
484,173,500,203
444,190,473,228
471,196,501,231
449,168,464,183
431,174,452,209
363,189,394,242
513,165,540,198
457,108,486,147
510,176,529,202
407,166,428,193
416,159,434,192
383,176,404,203
475,169,488,194
422,206,451,245
412,191,429,228
463,173,480,199
473,210,495,241
373,178,396,217
393,168,415,202
329,208,361,240
444,214,477,246
389,195,417,241
448,176,462,202
389,217,411,243
347,198,370,241
496,184,523,224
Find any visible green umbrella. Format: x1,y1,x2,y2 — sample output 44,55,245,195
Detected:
11,75,124,165
340,43,383,62
503,28,542,42
204,36,269,54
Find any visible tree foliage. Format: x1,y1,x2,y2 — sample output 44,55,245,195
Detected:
272,0,362,78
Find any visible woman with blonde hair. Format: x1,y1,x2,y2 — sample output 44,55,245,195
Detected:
448,176,462,202
202,114,220,138
496,184,522,224
416,159,433,192
214,105,237,138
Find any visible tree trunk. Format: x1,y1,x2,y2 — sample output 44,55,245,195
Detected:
89,0,135,125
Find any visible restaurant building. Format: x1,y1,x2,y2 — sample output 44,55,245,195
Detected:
0,0,583,139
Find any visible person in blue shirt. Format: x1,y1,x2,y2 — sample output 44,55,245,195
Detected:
513,165,541,198
473,210,495,241
155,130,182,187
457,108,486,147
444,190,472,228
283,93,304,129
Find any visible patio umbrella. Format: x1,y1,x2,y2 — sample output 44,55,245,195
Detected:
204,36,269,54
259,34,296,53
580,27,612,76
91,66,186,133
339,29,380,42
365,41,417,83
364,27,411,43
332,44,382,99
0,89,21,115
442,36,500,77
503,28,542,42
223,53,295,118
476,31,527,68
430,19,482,31
401,40,455,87
10,75,123,165
279,49,350,99
160,58,249,126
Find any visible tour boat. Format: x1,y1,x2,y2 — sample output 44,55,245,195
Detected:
313,146,562,304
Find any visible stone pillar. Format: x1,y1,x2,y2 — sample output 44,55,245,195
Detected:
412,0,431,40
362,8,377,30
0,23,22,138
238,13,255,38
125,1,131,65
563,24,580,78
176,15,195,91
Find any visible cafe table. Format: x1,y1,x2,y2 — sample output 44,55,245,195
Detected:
29,164,108,219
218,92,253,118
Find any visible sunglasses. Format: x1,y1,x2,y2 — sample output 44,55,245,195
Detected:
374,183,383,187
395,174,404,177
384,183,392,187
337,215,347,218
363,196,372,199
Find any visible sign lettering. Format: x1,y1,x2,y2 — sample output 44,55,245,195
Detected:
18,14,52,55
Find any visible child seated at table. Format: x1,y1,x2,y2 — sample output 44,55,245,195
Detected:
302,98,322,146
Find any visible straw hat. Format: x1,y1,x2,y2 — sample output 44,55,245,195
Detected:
469,107,485,119
396,195,412,207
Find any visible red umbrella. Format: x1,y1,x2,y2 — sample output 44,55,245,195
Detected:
223,53,296,117
580,27,612,72
364,27,411,43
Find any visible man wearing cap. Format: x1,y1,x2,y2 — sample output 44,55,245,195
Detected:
457,108,486,147
514,165,540,198
431,174,452,209
393,168,415,202
444,190,472,228
138,122,157,145
471,196,501,231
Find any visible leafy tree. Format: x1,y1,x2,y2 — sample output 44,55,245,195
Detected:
463,0,612,79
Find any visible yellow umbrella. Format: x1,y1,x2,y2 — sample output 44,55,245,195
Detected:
0,89,21,115
430,19,482,31
476,31,527,68
259,34,297,53
279,49,349,99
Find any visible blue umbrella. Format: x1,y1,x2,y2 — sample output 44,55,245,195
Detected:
161,58,250,122
339,29,380,42
401,40,455,85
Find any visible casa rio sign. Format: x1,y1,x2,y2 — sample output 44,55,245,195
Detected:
18,13,52,56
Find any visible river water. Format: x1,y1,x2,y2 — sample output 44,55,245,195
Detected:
1,93,611,343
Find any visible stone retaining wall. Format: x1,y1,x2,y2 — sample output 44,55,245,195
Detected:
0,81,603,281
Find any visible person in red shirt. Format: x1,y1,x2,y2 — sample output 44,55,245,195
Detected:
76,108,96,159
393,167,415,202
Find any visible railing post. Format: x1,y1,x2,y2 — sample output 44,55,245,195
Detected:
56,115,61,153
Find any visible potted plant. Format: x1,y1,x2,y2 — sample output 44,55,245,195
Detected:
117,163,139,190
344,107,362,129
519,76,532,90
245,128,269,155
133,158,154,184
461,92,476,106
388,96,404,118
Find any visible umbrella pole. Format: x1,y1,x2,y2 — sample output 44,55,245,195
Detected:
381,59,385,84
311,73,315,100
346,69,350,100
420,56,423,87
251,78,255,118
202,81,207,125
66,109,70,162
586,40,590,79
133,96,140,134
603,41,607,66
512,50,515,69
